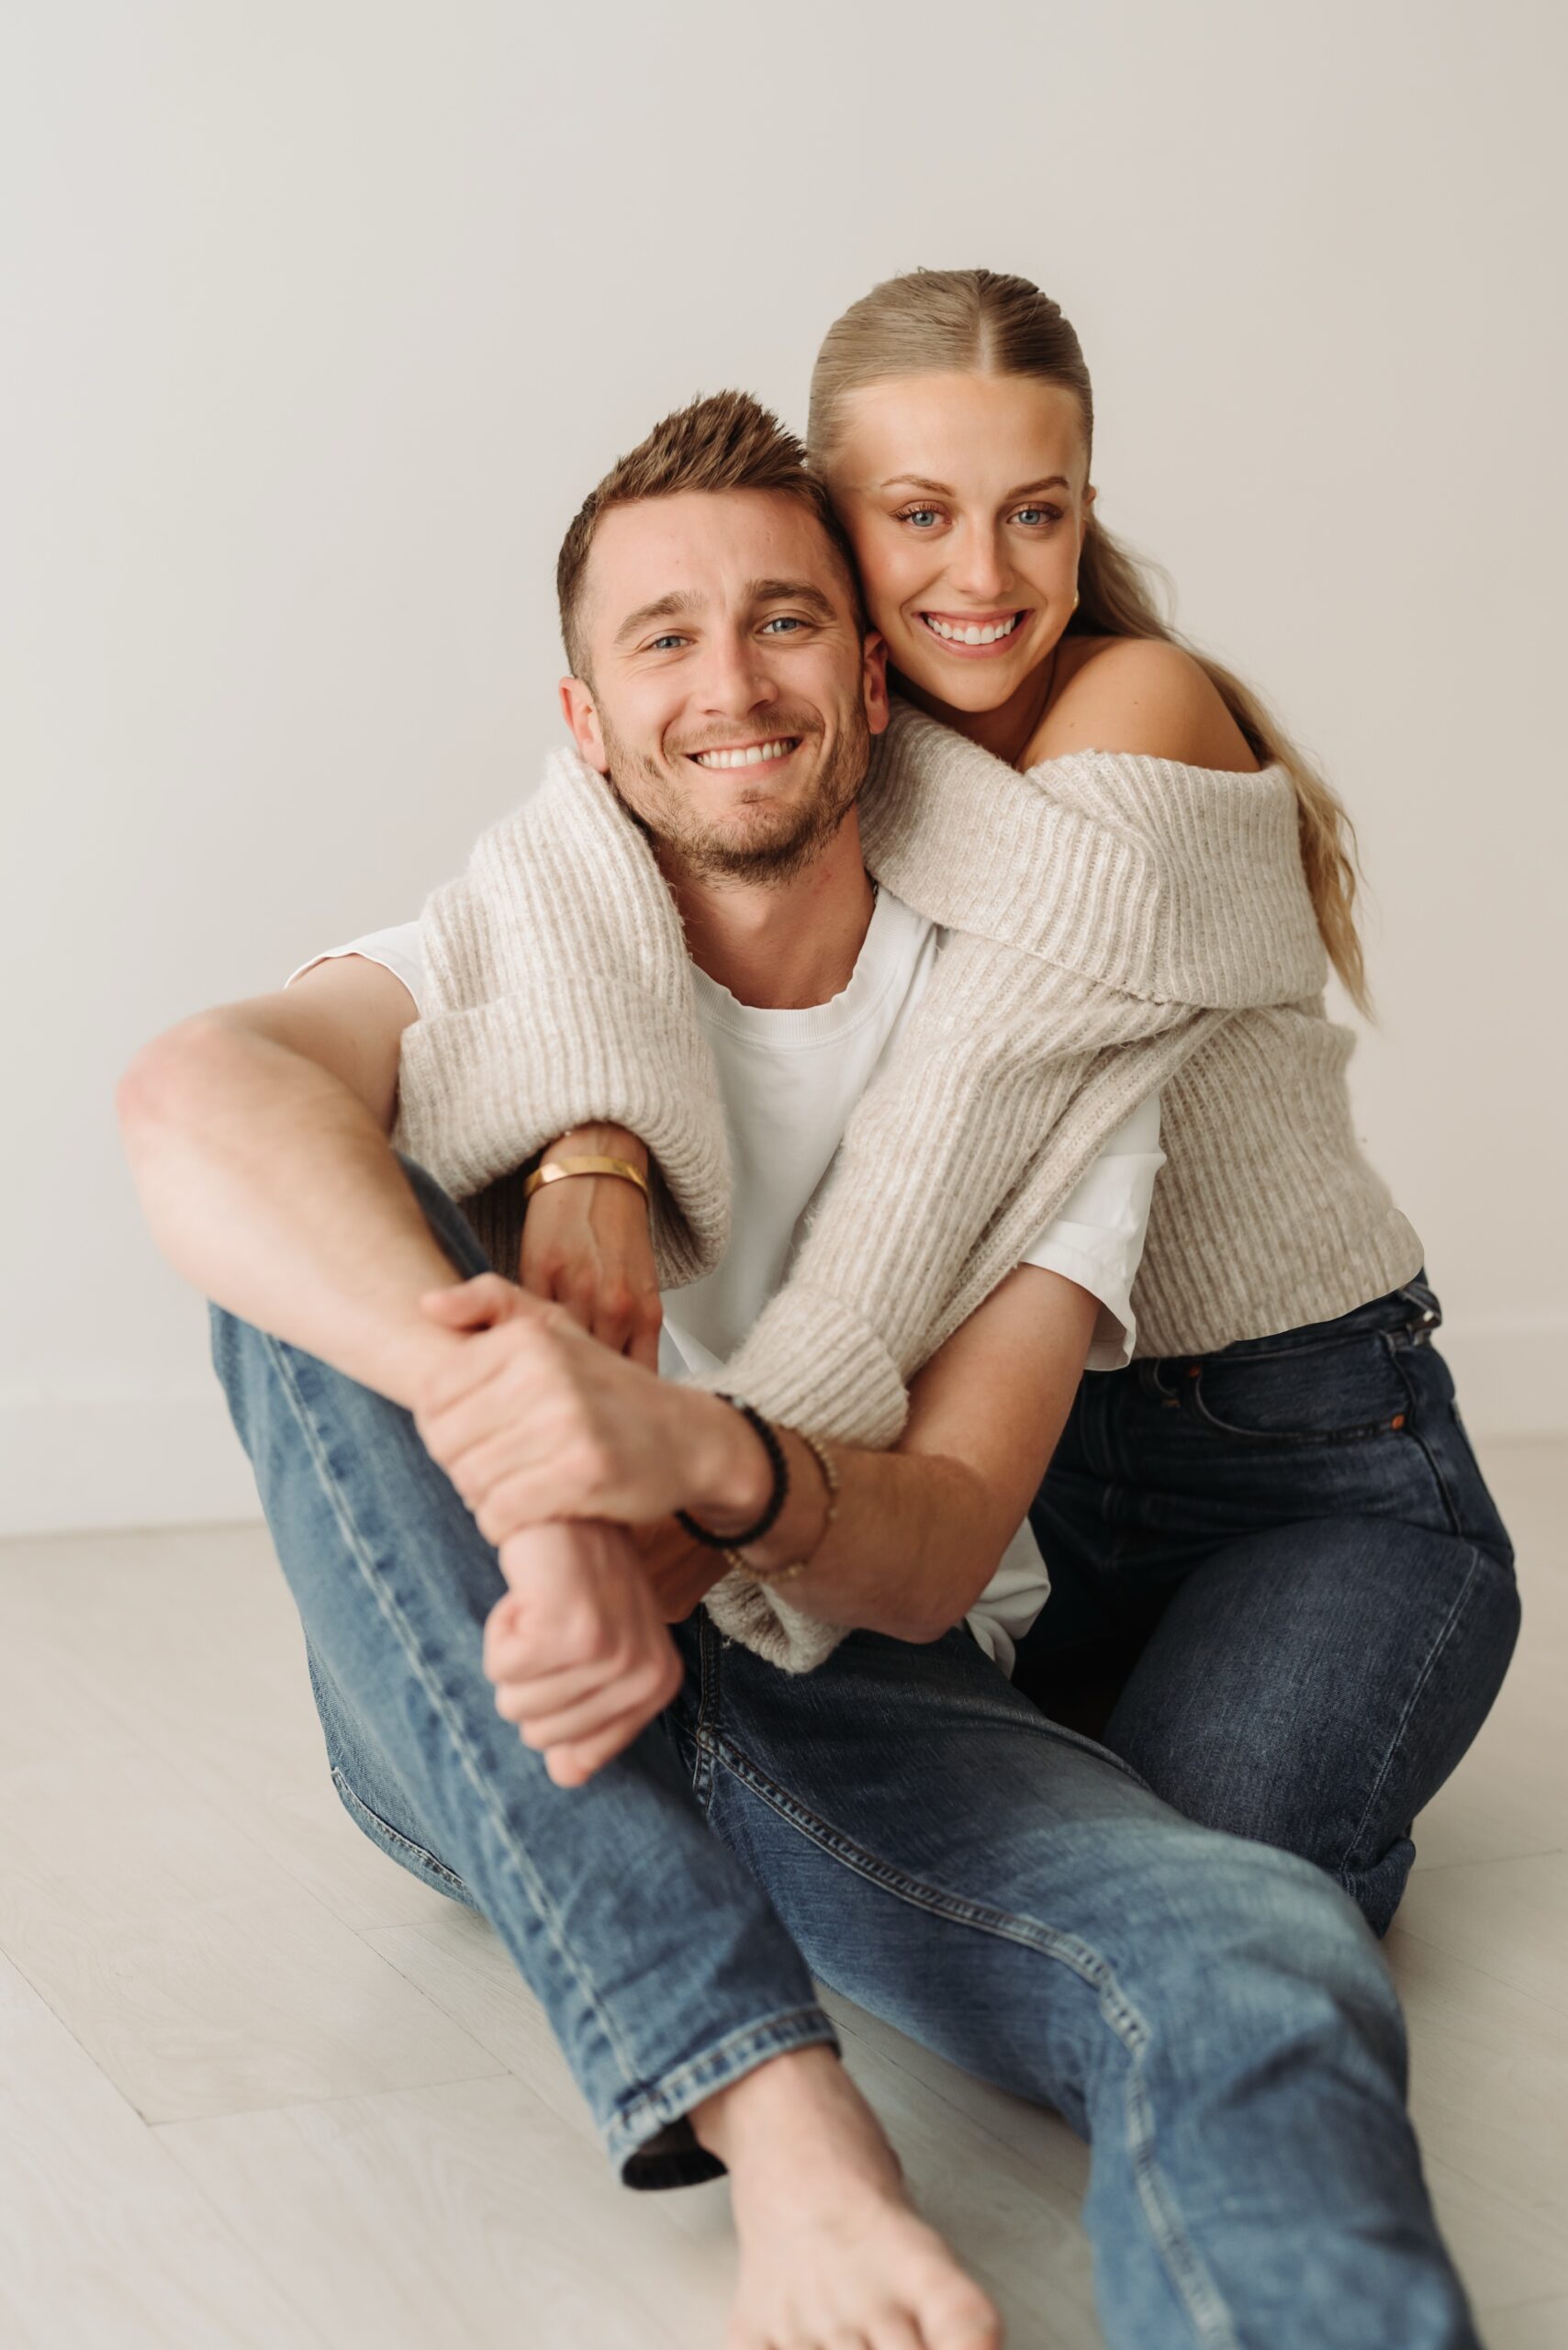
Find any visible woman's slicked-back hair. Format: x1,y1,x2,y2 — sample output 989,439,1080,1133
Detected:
809,267,1094,467
807,267,1372,1015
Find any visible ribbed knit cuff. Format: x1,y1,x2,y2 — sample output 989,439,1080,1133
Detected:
702,1572,848,1676
697,1283,912,1450
393,979,731,1288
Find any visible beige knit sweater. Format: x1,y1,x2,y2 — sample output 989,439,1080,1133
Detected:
393,700,1421,1671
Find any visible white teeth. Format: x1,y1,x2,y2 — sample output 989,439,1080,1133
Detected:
923,613,1021,645
692,738,797,769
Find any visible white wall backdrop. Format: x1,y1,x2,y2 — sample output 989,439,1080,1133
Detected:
3,0,1563,1533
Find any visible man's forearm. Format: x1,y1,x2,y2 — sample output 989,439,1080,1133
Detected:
117,1024,465,1408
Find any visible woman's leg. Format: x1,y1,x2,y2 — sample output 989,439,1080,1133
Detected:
1016,1270,1520,1934
1098,1513,1516,1932
207,1154,837,2188
700,1616,1480,2350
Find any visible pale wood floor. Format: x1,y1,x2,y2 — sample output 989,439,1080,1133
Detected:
2,1438,1563,2348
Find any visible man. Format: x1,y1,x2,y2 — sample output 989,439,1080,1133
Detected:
117,393,1477,2350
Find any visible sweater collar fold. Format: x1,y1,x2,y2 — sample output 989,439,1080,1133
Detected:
857,698,1327,1009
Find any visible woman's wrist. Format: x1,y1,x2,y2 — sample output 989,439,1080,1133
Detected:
677,1404,836,1583
727,1427,835,1583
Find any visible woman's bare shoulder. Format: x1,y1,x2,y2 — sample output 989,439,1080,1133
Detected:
1027,636,1260,772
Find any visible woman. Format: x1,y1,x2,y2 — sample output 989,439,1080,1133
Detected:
440,269,1519,1935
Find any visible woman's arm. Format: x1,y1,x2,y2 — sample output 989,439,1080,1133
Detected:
685,1263,1096,1640
411,1259,1099,1646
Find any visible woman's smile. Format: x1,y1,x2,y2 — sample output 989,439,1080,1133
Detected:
915,608,1030,655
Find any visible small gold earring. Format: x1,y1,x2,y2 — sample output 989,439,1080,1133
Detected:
1071,587,1081,610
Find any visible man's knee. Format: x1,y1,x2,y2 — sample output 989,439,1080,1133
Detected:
205,1156,489,1404
1188,1831,1408,2087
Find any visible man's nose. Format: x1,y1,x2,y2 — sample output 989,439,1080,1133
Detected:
695,632,779,713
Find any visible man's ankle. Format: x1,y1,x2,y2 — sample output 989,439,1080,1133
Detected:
689,2042,844,2163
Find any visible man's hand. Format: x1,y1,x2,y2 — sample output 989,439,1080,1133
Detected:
485,1520,683,1786
520,1125,663,1370
411,1272,767,1550
629,1516,731,1623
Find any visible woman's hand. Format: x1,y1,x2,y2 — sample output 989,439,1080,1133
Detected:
520,1124,663,1370
411,1272,769,1551
485,1519,684,1786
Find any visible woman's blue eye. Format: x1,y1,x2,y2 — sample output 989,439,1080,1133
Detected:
900,507,940,529
1013,507,1061,527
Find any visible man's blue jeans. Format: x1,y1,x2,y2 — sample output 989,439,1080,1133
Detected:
207,1156,1479,2350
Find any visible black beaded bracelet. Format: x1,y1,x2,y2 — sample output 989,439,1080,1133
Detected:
675,1395,790,1550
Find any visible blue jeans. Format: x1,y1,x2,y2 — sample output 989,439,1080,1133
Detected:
207,1158,1479,2349
1018,1272,1520,1935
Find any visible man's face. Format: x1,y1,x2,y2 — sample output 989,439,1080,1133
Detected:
560,489,888,883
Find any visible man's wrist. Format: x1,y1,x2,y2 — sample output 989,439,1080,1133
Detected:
678,1392,777,1537
549,1122,650,1177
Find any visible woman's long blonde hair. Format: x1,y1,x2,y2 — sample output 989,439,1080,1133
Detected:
809,267,1372,1015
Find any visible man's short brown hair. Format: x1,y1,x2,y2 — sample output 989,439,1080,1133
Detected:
555,390,867,680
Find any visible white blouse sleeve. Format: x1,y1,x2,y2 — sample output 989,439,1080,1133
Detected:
1014,1088,1165,1370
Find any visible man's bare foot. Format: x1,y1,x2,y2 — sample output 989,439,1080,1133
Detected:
690,2043,1002,2350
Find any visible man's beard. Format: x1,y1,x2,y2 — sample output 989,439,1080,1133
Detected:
599,703,871,886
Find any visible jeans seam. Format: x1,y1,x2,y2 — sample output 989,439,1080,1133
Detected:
703,1729,1238,2349
1336,1538,1485,1882
263,1330,646,2102
1386,1337,1498,1552
330,1766,473,1894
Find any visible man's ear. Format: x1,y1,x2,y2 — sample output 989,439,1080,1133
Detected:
559,676,610,773
862,631,890,737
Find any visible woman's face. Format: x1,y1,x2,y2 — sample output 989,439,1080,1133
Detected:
824,371,1092,716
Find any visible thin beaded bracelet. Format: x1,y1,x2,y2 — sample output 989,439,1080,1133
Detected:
674,1395,789,1550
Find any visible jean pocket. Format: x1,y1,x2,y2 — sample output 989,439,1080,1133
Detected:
1189,1333,1410,1445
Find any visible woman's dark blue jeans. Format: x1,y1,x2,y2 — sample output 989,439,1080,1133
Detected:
1016,1270,1520,1936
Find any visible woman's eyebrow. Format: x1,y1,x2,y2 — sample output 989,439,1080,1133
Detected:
879,473,1071,498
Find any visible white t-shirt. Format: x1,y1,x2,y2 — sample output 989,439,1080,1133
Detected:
286,890,1165,1674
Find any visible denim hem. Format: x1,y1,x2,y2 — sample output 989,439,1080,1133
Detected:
603,2003,841,2190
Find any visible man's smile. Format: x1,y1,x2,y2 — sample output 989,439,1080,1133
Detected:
686,736,802,770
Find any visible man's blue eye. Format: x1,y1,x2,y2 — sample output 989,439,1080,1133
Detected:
761,616,804,633
651,634,686,651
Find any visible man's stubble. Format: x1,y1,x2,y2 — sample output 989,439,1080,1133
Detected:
597,700,873,888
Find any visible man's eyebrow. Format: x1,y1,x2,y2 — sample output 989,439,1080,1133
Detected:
610,578,837,649
745,577,839,620
612,590,701,649
879,473,1071,499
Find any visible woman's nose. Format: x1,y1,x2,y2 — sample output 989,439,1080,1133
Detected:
946,529,1010,602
